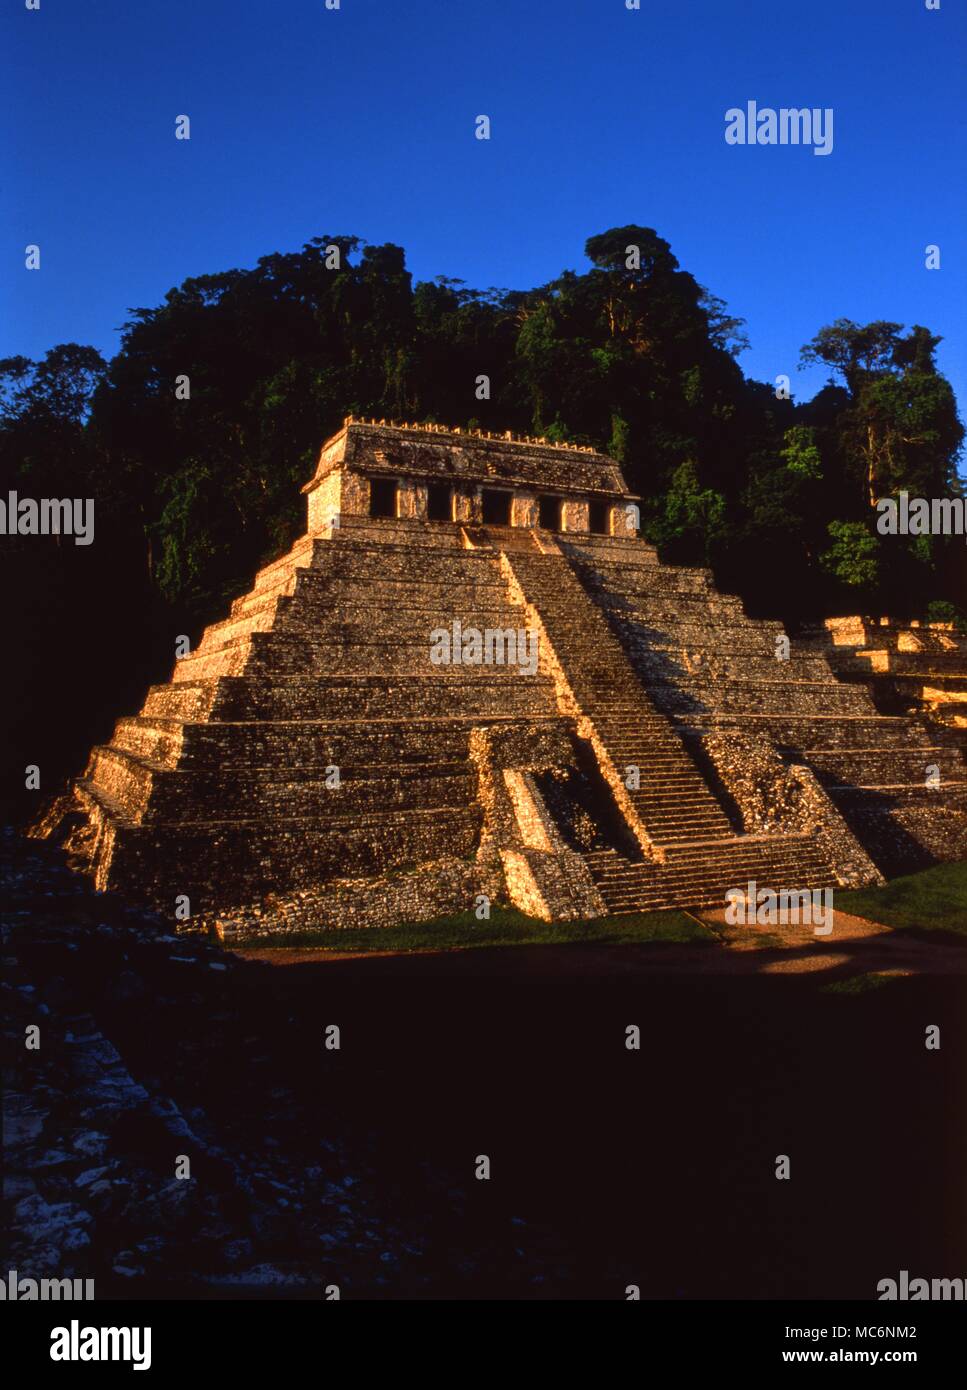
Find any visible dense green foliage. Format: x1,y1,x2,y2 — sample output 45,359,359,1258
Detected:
2,227,964,814
3,227,964,619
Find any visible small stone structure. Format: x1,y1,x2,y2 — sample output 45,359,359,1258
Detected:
37,420,967,932
815,616,967,729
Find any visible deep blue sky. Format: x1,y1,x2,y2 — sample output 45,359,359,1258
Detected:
3,0,965,411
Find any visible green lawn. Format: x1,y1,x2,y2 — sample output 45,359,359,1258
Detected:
229,904,716,952
838,860,967,938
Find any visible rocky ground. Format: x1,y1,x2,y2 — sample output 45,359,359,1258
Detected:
1,830,572,1298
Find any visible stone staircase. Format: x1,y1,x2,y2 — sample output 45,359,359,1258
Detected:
585,834,834,914
506,550,736,847
564,537,967,876
503,549,838,911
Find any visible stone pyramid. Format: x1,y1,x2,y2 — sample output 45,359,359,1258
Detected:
39,419,967,932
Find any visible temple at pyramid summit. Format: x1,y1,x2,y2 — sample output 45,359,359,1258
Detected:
38,418,967,933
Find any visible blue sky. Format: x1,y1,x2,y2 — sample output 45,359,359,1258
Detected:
3,0,965,411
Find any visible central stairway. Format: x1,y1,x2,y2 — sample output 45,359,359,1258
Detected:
584,837,834,914
507,551,735,845
504,550,837,913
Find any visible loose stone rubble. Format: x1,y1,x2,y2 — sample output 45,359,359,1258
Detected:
1,832,399,1294
33,420,967,931
2,831,577,1296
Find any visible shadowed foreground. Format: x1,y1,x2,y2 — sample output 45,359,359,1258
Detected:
3,831,965,1299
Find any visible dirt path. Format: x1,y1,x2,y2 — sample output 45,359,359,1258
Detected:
231,909,967,979
705,906,967,975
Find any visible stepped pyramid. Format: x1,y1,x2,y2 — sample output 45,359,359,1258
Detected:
39,420,967,931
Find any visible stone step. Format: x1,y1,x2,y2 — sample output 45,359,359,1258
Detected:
243,555,504,612
87,746,160,822
248,537,322,595
828,780,967,801
578,618,781,646
277,606,533,638
559,537,660,565
291,571,512,604
328,517,471,549
201,603,536,656
147,761,478,824
53,428,967,920
76,786,484,911
631,803,734,819
240,640,547,678
804,747,963,784
889,673,967,693
112,714,559,771
171,639,255,683
584,833,836,913
876,651,967,675
627,788,733,805
621,770,727,784
204,673,558,722
711,713,929,750
576,557,713,587
602,738,714,753
630,653,839,683
111,717,184,767
306,539,499,580
231,585,298,621
197,595,289,652
640,679,874,717
143,681,220,721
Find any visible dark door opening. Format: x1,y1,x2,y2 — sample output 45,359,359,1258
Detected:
538,495,563,530
588,500,609,535
426,482,452,522
369,477,398,519
482,489,513,525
